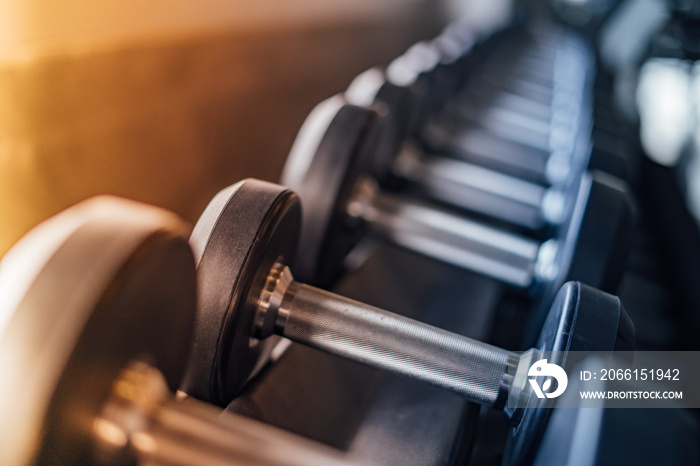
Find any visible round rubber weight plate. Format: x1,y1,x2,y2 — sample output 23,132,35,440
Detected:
280,95,378,286
530,172,593,320
526,170,634,346
503,281,629,466
565,170,635,294
0,196,196,465
345,71,413,179
184,179,301,406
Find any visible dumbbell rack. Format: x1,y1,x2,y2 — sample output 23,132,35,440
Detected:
217,13,699,466
2,4,699,466
222,21,612,466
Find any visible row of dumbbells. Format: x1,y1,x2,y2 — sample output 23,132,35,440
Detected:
0,19,637,466
0,181,633,465
280,20,635,343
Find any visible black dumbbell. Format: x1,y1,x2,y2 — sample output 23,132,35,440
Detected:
0,197,353,466
385,21,491,120
423,30,596,186
448,46,590,139
349,34,572,153
345,71,588,231
383,25,585,145
183,178,635,466
441,26,635,187
444,26,590,114
426,41,631,186
345,32,595,212
280,98,634,307
381,40,456,136
374,22,542,139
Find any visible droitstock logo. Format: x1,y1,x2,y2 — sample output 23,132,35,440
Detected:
528,359,568,399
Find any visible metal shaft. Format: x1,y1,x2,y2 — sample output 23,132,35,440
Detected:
95,363,353,466
460,34,589,111
255,265,516,408
425,123,555,184
394,146,567,230
457,89,554,123
347,179,544,288
427,99,586,186
132,400,350,466
440,41,590,157
447,89,583,154
450,93,584,144
451,70,581,133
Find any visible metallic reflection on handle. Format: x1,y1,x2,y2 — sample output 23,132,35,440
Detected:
255,264,516,408
94,362,353,466
347,178,542,288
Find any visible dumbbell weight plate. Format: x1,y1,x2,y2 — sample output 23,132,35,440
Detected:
184,178,355,406
505,280,634,466
280,99,377,285
0,197,197,465
345,68,414,178
184,178,634,465
527,170,636,344
184,180,300,405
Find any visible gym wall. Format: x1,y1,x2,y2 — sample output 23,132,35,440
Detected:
0,0,451,257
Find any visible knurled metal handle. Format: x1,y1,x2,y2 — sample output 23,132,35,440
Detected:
277,282,513,407
350,184,541,288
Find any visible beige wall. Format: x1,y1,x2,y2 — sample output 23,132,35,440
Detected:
0,1,447,60
0,1,448,257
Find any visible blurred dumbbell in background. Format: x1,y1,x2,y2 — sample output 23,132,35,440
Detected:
280,95,634,341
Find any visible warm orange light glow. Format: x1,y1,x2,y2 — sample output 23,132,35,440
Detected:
94,418,128,449
0,0,449,259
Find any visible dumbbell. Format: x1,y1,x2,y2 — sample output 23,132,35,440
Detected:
386,25,583,141
382,40,460,136
0,196,353,465
449,37,591,129
376,22,557,139
351,31,594,200
183,178,635,466
436,25,590,116
422,31,596,186
347,54,593,231
428,83,632,188
280,97,634,304
387,19,499,119
379,14,495,125
345,71,587,231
